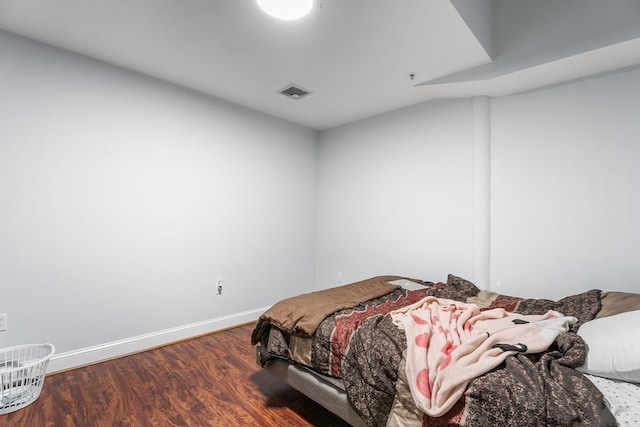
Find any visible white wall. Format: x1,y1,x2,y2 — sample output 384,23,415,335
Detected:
316,68,640,298
1,29,639,367
491,68,640,298
0,31,317,354
315,99,476,288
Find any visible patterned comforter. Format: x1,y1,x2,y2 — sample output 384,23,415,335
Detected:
253,275,616,427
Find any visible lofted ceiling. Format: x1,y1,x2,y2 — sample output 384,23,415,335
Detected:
0,0,639,130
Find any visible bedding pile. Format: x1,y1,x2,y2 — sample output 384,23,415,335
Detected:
253,275,623,427
390,296,577,417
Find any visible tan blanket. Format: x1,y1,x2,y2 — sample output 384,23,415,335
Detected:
251,275,403,345
391,296,577,417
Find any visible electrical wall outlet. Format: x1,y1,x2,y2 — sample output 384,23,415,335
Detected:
216,279,224,295
0,313,7,331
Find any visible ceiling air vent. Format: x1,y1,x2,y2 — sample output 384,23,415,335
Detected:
278,84,312,100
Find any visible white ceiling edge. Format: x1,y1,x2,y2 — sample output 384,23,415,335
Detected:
0,1,637,131
412,38,640,102
485,38,640,97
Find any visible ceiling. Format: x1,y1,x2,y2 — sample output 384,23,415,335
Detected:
0,0,639,131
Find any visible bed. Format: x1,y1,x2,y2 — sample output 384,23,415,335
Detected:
251,275,640,426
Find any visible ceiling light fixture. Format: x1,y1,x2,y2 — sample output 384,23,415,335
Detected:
257,0,313,20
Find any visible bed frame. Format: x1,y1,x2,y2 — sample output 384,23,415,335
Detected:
257,345,367,426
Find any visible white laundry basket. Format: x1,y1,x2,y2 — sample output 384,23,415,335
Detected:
0,343,55,414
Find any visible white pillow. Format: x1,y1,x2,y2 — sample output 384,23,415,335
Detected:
388,279,429,291
577,310,640,383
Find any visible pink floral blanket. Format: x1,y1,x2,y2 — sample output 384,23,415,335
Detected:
391,296,577,417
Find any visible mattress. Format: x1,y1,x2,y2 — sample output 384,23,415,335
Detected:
253,275,640,426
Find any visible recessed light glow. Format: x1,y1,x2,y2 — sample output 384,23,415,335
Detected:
257,0,313,20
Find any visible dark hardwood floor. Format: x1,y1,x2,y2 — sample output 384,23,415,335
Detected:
1,323,352,426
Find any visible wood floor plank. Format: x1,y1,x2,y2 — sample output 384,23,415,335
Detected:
0,323,352,426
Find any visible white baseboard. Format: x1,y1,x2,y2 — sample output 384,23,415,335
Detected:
47,307,269,374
